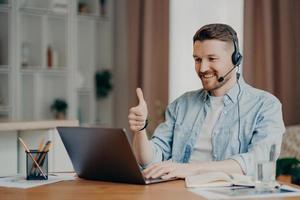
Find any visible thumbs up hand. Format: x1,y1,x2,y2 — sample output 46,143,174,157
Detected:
128,88,148,132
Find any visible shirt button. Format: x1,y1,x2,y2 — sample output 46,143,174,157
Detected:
214,154,217,158
223,111,227,114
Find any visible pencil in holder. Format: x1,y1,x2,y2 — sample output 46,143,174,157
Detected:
26,150,48,180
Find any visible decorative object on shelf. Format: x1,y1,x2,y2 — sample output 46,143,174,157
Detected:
100,0,107,17
47,45,59,68
52,48,59,68
95,69,112,99
21,42,30,67
50,98,68,119
47,45,53,68
0,0,8,5
276,157,300,185
50,0,68,14
78,1,88,14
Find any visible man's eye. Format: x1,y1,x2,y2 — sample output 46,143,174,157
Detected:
209,58,217,62
195,58,202,63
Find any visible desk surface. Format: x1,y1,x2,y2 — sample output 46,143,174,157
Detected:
1,179,299,200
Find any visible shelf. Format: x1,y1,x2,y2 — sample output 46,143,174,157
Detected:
0,105,10,112
77,13,109,22
21,67,67,76
0,120,79,132
20,7,67,18
0,2,10,11
0,66,10,73
77,88,93,94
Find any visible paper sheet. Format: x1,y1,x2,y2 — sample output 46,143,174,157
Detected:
0,173,76,189
189,185,300,199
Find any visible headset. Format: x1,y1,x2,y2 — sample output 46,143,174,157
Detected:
217,29,242,82
217,27,243,154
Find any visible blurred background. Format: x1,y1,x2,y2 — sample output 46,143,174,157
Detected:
0,0,300,183
0,0,299,131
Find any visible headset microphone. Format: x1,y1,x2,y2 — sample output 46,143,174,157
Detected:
217,65,238,82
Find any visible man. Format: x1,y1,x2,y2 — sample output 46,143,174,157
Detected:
128,23,285,180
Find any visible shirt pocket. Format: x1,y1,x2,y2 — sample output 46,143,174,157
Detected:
172,123,193,160
215,127,239,159
228,127,240,154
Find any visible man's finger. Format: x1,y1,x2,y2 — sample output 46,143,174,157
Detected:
143,163,166,178
149,167,169,179
161,172,178,180
128,114,144,121
136,88,145,105
129,120,145,126
129,107,144,116
143,162,160,174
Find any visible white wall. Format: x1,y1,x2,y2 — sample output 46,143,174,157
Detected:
169,0,244,102
113,0,130,129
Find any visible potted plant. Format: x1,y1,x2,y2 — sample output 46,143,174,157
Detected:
95,69,113,99
276,157,300,185
50,98,68,119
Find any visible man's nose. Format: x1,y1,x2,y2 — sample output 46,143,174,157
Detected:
199,60,209,73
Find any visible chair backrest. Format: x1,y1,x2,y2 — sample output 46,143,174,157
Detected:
280,125,300,160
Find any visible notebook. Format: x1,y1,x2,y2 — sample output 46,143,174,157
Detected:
185,172,254,188
57,127,176,185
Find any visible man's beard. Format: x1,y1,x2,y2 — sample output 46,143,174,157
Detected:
199,72,229,92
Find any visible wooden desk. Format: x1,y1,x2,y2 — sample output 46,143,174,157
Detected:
0,179,299,200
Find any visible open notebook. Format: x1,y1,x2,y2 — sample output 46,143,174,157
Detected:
185,172,255,188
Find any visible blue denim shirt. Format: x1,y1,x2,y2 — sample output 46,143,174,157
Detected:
149,78,285,176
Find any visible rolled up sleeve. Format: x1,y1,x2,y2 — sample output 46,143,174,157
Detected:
147,101,177,166
230,96,285,176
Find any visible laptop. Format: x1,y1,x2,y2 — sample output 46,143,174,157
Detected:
57,127,175,184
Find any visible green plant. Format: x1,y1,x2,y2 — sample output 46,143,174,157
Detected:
50,99,68,113
276,157,300,185
95,70,113,98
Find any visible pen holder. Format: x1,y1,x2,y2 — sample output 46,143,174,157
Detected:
26,150,48,180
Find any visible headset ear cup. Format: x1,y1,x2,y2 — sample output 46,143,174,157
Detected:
232,52,242,66
236,53,242,66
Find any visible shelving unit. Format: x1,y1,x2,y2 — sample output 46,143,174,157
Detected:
0,0,114,124
0,0,11,122
0,0,115,175
75,0,114,125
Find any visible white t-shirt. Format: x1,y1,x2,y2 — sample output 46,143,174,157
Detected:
189,95,224,163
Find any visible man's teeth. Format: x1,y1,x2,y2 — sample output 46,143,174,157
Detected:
203,74,215,78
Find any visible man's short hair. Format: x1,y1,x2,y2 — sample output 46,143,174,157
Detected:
193,23,239,48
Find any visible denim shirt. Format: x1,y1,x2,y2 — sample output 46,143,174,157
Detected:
149,78,285,176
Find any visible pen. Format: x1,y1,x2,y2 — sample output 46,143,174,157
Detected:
18,137,47,179
30,138,45,174
36,142,52,172
34,141,51,175
36,141,51,164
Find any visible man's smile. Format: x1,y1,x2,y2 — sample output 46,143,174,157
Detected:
200,73,217,80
